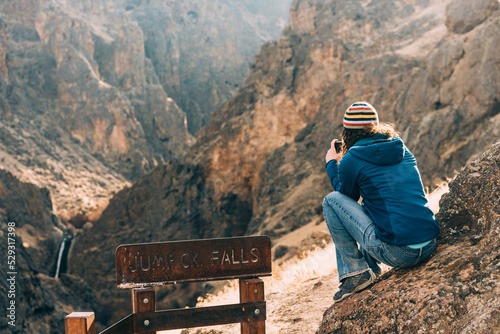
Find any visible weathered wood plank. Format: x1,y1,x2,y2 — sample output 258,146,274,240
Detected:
116,236,272,287
65,312,95,334
134,302,266,332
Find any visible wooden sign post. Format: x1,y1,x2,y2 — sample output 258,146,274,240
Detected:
65,236,272,334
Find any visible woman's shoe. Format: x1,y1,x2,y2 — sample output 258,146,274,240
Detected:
333,270,375,303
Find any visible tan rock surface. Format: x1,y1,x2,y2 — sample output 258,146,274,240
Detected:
0,0,190,218
0,0,292,218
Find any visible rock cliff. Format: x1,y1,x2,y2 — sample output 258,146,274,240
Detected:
0,170,98,334
128,0,293,134
0,0,292,218
316,142,500,334
0,0,189,219
68,0,500,326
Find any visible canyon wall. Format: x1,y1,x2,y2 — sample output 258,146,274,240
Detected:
127,0,293,134
0,0,293,330
0,170,98,334
0,0,292,218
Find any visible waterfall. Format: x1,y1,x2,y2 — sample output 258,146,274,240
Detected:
54,233,72,279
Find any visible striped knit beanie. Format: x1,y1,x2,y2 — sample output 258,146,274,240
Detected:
343,102,379,129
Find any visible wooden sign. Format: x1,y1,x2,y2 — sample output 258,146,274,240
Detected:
115,236,272,288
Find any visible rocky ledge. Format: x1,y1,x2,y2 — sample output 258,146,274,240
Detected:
316,142,500,333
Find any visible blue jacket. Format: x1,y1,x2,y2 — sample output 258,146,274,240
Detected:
326,134,440,245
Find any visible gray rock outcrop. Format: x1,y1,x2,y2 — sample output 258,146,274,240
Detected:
445,0,499,34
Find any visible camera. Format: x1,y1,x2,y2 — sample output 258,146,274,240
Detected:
334,141,343,153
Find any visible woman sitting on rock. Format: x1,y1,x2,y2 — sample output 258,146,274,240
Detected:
323,102,440,303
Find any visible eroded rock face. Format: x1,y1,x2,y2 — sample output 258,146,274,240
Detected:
0,0,190,218
191,0,500,237
445,0,499,34
128,0,294,134
199,0,500,238
0,170,98,334
316,143,500,334
0,169,62,276
0,0,292,217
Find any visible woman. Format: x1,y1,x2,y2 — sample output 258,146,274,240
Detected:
323,102,440,303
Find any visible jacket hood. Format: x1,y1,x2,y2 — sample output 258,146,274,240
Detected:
348,134,404,166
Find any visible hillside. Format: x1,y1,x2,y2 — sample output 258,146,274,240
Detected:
0,169,98,334
68,0,500,325
0,0,292,219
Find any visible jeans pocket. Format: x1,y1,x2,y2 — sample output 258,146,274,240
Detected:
382,243,420,268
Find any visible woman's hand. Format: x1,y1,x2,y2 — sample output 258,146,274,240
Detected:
325,139,342,163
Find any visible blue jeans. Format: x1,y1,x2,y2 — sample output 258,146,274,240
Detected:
322,192,437,281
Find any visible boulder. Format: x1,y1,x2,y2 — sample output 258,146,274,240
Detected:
445,0,499,34
316,142,500,333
